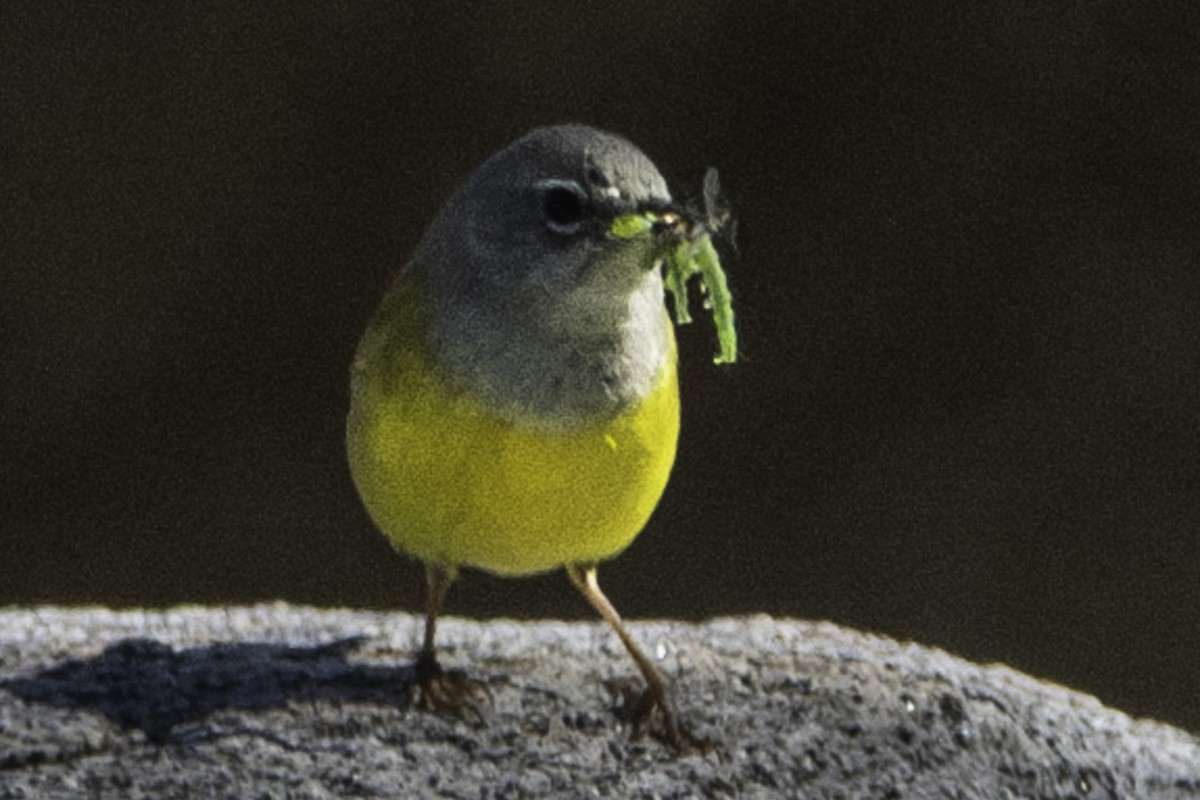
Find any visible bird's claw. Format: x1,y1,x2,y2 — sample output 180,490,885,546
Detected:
604,677,708,752
414,652,492,723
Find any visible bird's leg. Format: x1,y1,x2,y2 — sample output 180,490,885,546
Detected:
413,563,490,719
413,562,451,685
567,564,690,749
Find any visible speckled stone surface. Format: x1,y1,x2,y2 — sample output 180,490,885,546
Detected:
1,605,1197,799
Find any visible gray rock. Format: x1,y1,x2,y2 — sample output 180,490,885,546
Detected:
0,606,1197,799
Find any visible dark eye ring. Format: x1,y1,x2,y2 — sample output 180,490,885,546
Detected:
537,179,589,235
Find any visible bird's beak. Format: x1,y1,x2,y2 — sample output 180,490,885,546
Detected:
607,200,694,242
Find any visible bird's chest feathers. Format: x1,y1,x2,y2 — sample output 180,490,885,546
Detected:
428,281,672,430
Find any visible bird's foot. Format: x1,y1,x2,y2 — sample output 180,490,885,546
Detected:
413,651,492,722
604,677,710,752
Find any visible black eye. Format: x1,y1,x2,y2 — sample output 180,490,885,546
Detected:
538,180,589,235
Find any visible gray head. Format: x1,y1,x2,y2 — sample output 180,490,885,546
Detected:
416,125,673,305
411,125,679,428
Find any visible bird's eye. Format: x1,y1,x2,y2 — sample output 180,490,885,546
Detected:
538,180,589,235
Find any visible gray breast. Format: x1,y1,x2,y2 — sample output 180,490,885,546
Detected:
425,269,672,431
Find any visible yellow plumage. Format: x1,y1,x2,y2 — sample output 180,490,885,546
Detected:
347,276,680,576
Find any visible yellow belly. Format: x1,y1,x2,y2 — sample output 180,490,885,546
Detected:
347,279,680,576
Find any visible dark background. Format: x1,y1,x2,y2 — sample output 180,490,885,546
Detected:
3,4,1198,733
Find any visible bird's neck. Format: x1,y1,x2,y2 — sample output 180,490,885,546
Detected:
425,272,673,431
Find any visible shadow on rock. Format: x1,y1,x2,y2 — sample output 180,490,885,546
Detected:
2,636,413,742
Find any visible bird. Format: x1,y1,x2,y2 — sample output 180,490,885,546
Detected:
347,124,731,747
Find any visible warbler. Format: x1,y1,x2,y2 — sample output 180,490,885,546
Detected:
347,124,733,747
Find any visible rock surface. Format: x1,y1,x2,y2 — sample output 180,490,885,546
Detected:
0,605,1197,799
